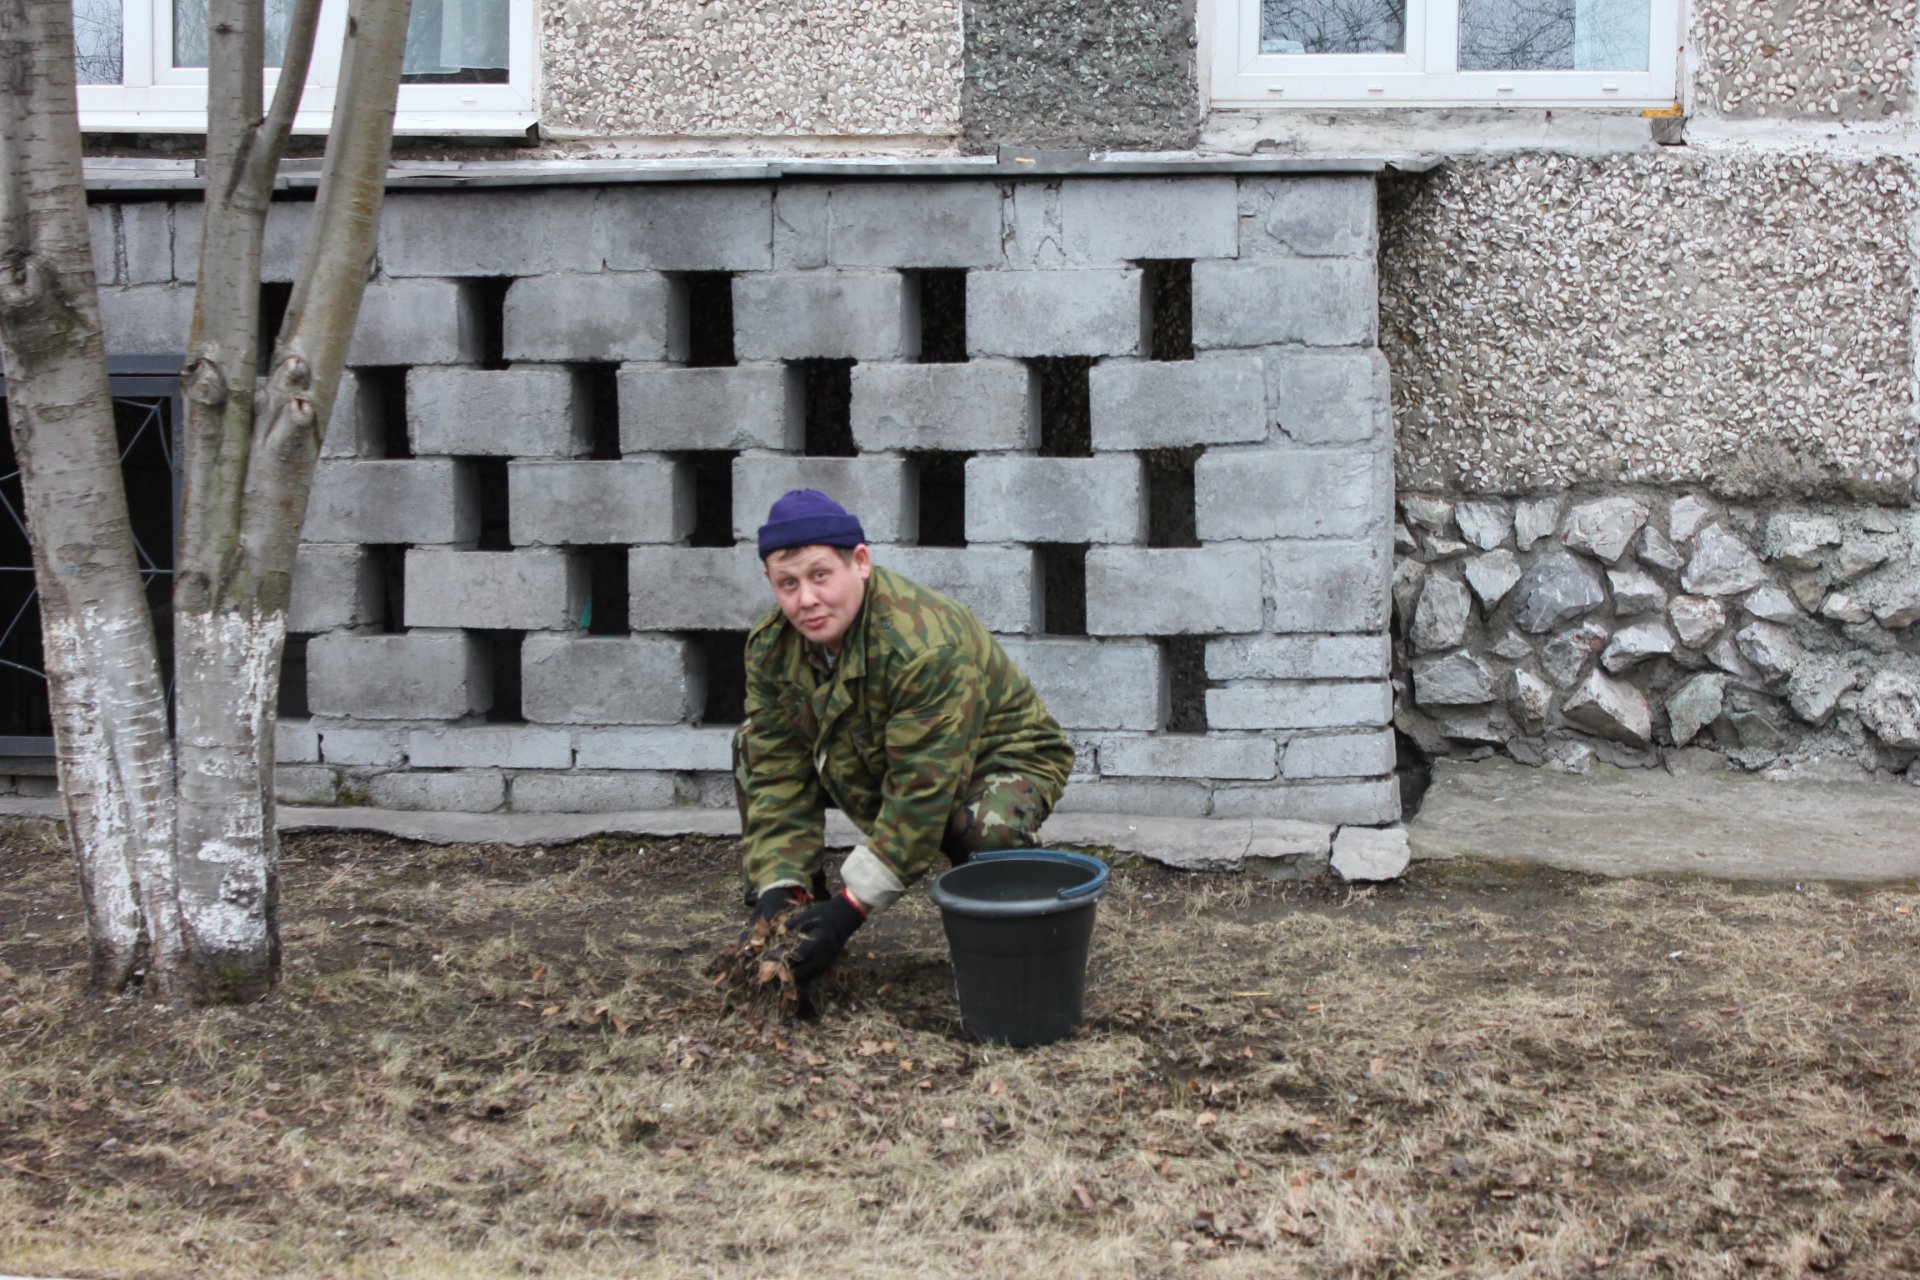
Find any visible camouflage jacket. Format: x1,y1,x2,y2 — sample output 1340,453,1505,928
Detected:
739,564,1073,896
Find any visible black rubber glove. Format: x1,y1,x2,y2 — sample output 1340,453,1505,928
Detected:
746,885,810,931
785,891,866,983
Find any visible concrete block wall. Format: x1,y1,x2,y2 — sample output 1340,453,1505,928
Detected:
91,176,1393,822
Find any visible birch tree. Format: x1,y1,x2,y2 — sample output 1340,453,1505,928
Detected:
0,0,412,1003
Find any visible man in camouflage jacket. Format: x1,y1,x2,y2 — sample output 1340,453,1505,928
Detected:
735,489,1074,982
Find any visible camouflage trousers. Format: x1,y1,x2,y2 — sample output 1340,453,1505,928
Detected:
733,723,1054,902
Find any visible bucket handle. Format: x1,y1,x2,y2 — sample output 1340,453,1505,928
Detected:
973,848,1109,902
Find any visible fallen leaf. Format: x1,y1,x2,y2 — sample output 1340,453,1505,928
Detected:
540,1004,561,1018
1196,1110,1218,1129
1070,1182,1095,1210
988,1079,1007,1098
1368,1058,1387,1078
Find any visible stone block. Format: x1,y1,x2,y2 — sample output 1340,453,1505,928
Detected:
509,461,692,547
367,769,506,812
994,637,1165,730
1267,349,1391,445
409,368,587,458
780,182,1003,268
601,185,776,272
1266,541,1390,633
1085,546,1264,635
380,188,601,276
1206,681,1392,730
320,370,370,459
871,546,1041,633
174,199,312,282
407,727,573,770
1212,778,1400,824
521,634,701,725
88,203,117,286
1206,634,1390,681
503,274,687,363
274,719,319,765
301,460,478,545
1050,778,1213,818
574,727,736,771
1237,176,1378,258
966,455,1145,544
967,270,1144,358
1331,825,1410,881
1195,446,1390,541
289,544,383,633
317,727,407,767
619,365,801,453
850,361,1038,452
120,202,175,284
307,633,489,719
510,771,679,813
733,272,916,361
273,765,339,806
1191,259,1376,348
1282,729,1396,779
404,549,587,630
733,456,916,544
629,547,770,631
1059,177,1239,263
1098,734,1277,780
1088,356,1267,449
97,286,195,356
348,279,481,366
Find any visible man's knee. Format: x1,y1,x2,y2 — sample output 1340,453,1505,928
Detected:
947,774,1051,859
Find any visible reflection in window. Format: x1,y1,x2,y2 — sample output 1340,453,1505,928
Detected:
1261,0,1407,54
402,0,509,83
1460,0,1649,70
172,0,295,67
72,0,123,84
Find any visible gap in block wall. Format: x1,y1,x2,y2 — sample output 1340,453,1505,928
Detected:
796,359,856,457
278,634,310,718
471,458,511,551
355,368,410,458
680,272,737,368
913,452,970,547
1034,358,1093,457
258,281,293,371
368,544,406,632
463,278,512,371
577,364,621,460
480,629,524,724
1037,543,1088,636
1145,446,1202,548
583,546,629,636
1140,260,1194,362
683,451,738,548
694,630,748,725
1164,636,1208,732
915,270,968,364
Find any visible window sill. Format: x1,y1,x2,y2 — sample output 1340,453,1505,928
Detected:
1201,105,1675,160
80,109,539,139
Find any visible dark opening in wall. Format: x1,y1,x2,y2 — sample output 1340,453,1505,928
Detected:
258,281,293,368
472,458,511,551
1033,357,1093,457
577,364,621,460
796,359,856,457
277,633,310,718
355,367,410,459
1145,446,1202,548
1396,729,1434,819
1164,636,1208,732
914,452,970,546
480,630,524,723
682,272,737,368
683,451,738,548
1038,543,1088,636
695,630,748,725
462,277,512,371
1141,260,1194,362
367,544,406,633
915,269,968,364
583,545,629,636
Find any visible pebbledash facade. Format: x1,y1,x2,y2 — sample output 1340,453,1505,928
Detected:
43,0,1920,826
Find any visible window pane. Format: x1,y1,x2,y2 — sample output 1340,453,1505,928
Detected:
73,0,123,84
173,0,295,68
1460,0,1649,70
1261,0,1406,55
401,0,509,83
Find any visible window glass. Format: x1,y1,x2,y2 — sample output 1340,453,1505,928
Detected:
1261,0,1406,55
401,0,509,83
72,0,123,84
1459,0,1649,71
172,0,296,67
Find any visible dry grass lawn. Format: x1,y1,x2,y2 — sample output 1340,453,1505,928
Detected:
2,824,1918,1278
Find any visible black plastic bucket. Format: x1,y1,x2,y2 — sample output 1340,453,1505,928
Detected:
928,849,1110,1047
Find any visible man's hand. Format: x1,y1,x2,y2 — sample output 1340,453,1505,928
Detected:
747,885,810,931
786,891,866,982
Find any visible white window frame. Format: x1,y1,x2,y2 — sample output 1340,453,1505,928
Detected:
1209,0,1681,108
76,0,537,135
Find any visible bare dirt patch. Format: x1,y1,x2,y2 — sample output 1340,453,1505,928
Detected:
2,826,1919,1278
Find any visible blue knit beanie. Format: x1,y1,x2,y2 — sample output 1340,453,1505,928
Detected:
756,489,866,560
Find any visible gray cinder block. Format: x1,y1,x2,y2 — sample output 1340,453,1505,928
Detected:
1085,546,1265,635
1237,176,1379,259
319,370,369,459
618,366,801,453
966,455,1146,545
783,181,1003,268
1267,349,1391,445
872,546,1041,633
1060,177,1239,263
733,456,916,545
97,286,195,357
379,188,601,277
1207,634,1390,681
503,274,687,363
273,719,320,764
1089,356,1268,449
733,272,917,361
1195,446,1390,542
119,202,174,285
349,279,482,366
966,269,1144,357
521,633,702,725
289,544,383,633
509,771,680,813
995,637,1166,730
174,199,312,282
367,769,507,812
405,727,572,770
307,633,490,719
601,185,776,272
1049,777,1212,818
850,361,1038,453
509,460,692,547
1281,729,1396,780
1191,259,1376,348
1098,734,1277,780
317,727,406,767
273,765,339,806
1211,778,1400,823
404,549,587,631
574,726,736,771
301,460,478,545
1266,540,1391,633
409,368,587,458
1206,681,1393,731
629,547,770,631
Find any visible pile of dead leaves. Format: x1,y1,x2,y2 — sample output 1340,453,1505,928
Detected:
706,910,867,1021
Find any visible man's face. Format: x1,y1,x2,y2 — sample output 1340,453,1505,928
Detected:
764,544,872,655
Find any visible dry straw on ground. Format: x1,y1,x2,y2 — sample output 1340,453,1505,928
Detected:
2,825,1918,1278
